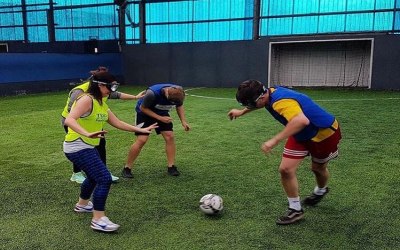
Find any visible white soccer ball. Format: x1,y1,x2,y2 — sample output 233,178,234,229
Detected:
199,194,223,215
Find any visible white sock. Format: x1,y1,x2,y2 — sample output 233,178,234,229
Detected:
288,197,301,211
313,186,327,196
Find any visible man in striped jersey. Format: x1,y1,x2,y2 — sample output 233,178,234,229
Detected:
228,80,341,225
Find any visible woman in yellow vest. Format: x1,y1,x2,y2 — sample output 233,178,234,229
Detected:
63,71,157,232
61,66,145,184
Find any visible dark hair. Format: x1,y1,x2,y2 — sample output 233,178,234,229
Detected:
88,71,116,104
89,66,108,76
236,79,266,106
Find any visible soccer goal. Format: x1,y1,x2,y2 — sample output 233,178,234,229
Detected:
269,38,373,88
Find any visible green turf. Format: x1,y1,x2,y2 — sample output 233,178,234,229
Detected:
1,86,399,249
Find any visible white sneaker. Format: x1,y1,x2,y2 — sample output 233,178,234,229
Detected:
111,174,119,182
74,201,93,213
70,172,86,184
91,216,120,232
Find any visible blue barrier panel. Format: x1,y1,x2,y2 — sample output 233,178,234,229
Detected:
0,53,122,84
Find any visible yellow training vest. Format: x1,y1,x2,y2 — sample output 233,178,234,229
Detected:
61,81,109,118
65,94,109,146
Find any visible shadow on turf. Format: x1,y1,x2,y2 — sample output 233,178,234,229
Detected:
201,213,224,220
92,229,120,234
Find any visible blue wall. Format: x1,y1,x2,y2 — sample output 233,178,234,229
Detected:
0,53,122,96
0,53,122,84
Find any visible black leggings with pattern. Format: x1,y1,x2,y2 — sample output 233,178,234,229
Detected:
65,148,112,211
64,125,106,173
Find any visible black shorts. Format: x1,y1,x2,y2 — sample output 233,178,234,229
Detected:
135,112,173,136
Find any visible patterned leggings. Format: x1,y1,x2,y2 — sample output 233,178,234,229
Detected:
64,125,106,172
65,148,112,211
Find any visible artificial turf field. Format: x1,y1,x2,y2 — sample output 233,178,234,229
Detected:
1,86,399,249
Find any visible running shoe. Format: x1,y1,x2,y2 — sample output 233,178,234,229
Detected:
91,216,120,232
111,174,119,182
276,208,304,225
70,172,86,184
302,187,330,206
167,165,180,176
74,201,93,213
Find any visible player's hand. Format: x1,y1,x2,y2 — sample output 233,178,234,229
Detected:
227,109,243,120
135,90,146,99
141,123,158,134
159,116,173,124
261,138,279,154
182,122,190,131
87,130,108,138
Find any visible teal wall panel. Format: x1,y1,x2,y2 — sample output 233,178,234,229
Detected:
318,15,346,33
268,0,293,16
265,17,292,35
0,0,399,43
346,13,374,32
376,0,395,9
374,12,394,30
293,16,318,34
293,0,319,14
395,12,400,29
319,0,347,13
346,0,375,11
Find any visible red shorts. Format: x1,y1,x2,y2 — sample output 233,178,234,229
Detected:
283,127,342,163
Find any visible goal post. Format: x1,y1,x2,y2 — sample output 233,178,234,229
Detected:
268,38,373,88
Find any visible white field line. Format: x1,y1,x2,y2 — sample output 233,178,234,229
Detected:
185,88,400,102
186,94,235,100
315,97,400,102
185,87,235,100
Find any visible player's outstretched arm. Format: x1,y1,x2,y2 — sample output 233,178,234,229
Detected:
261,113,309,154
107,109,158,133
140,106,173,124
227,108,253,120
118,91,145,100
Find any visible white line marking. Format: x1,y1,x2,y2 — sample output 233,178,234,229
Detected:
186,94,235,100
184,87,207,92
315,97,400,102
185,88,400,102
185,88,235,100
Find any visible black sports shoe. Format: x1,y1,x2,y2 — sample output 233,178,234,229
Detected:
276,208,304,225
302,187,330,206
167,165,180,176
121,167,133,178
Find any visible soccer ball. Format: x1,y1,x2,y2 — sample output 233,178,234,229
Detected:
199,194,223,215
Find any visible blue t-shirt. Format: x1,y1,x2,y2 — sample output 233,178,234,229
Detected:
135,83,181,115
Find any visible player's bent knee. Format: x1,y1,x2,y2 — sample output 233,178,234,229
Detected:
163,132,175,142
135,136,149,146
278,167,295,177
97,174,112,185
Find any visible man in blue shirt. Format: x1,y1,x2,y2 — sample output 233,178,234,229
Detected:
122,83,190,178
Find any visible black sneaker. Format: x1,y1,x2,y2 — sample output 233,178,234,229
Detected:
276,208,304,225
167,165,180,176
121,167,133,178
302,187,330,206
